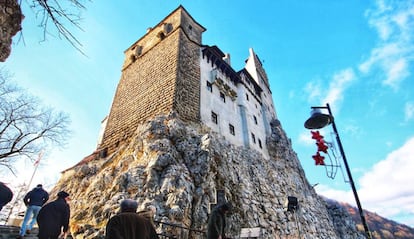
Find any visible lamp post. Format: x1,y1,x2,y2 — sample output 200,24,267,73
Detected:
304,103,371,239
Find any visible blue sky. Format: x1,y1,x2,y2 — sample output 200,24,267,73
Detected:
1,0,414,227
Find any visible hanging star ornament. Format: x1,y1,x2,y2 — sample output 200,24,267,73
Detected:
312,152,325,165
311,130,324,141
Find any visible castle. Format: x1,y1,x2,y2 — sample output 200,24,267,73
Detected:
98,5,277,158
51,5,365,238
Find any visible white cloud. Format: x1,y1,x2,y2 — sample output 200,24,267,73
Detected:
319,137,414,226
304,81,322,102
368,15,392,40
315,184,354,206
359,137,414,202
404,102,414,122
359,0,414,90
383,58,409,89
298,131,314,145
321,68,356,111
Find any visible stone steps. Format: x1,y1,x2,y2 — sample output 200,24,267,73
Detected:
0,225,38,239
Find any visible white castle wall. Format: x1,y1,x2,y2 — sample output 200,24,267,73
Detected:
199,48,273,158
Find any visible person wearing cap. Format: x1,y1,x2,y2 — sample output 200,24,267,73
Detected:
18,184,49,238
105,199,159,239
207,202,232,239
36,191,70,239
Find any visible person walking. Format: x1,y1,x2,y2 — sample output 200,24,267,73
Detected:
105,199,159,239
18,184,49,238
37,191,71,239
207,202,232,239
0,181,13,212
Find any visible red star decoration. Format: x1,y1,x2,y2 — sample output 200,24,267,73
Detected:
312,152,325,165
311,130,324,141
316,141,328,153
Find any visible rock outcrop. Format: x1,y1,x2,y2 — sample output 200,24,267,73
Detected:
51,114,364,238
0,0,23,62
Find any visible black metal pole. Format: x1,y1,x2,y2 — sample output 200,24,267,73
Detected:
325,103,372,239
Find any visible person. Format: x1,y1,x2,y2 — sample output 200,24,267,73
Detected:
105,199,159,239
18,184,49,237
207,202,232,239
37,191,71,239
0,181,13,212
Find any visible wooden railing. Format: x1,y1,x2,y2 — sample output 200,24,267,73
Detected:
154,220,205,239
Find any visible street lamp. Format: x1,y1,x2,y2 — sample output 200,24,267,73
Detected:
304,103,372,239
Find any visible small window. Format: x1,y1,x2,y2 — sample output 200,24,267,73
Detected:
258,139,262,149
246,93,249,101
229,124,235,135
253,115,258,125
207,81,212,92
164,23,173,33
211,112,218,124
158,31,165,40
251,133,256,143
220,92,226,102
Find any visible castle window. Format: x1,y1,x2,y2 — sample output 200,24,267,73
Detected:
251,133,256,143
207,81,212,92
229,124,235,135
157,31,166,40
134,45,143,57
220,92,226,102
246,93,249,101
253,115,258,125
164,23,173,33
211,112,218,124
258,139,262,149
129,54,136,62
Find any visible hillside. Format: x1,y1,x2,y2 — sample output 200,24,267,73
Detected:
326,199,414,239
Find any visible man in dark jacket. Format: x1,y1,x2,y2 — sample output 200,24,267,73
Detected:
207,202,232,239
0,182,13,212
37,191,70,239
18,184,49,237
105,199,159,239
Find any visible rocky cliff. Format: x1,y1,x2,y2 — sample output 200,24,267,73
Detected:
0,0,23,62
51,114,364,238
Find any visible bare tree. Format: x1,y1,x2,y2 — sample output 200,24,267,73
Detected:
24,0,88,52
0,70,71,174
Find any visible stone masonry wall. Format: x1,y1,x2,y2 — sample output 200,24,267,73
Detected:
101,31,180,154
100,7,203,154
173,30,201,122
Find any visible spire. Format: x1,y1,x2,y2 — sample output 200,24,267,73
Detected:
244,48,270,89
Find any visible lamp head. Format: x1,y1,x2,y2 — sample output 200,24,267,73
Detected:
304,108,333,129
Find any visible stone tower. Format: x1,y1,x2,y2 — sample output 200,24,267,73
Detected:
100,5,206,154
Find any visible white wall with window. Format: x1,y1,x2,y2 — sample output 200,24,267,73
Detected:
199,48,272,158
199,54,245,148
